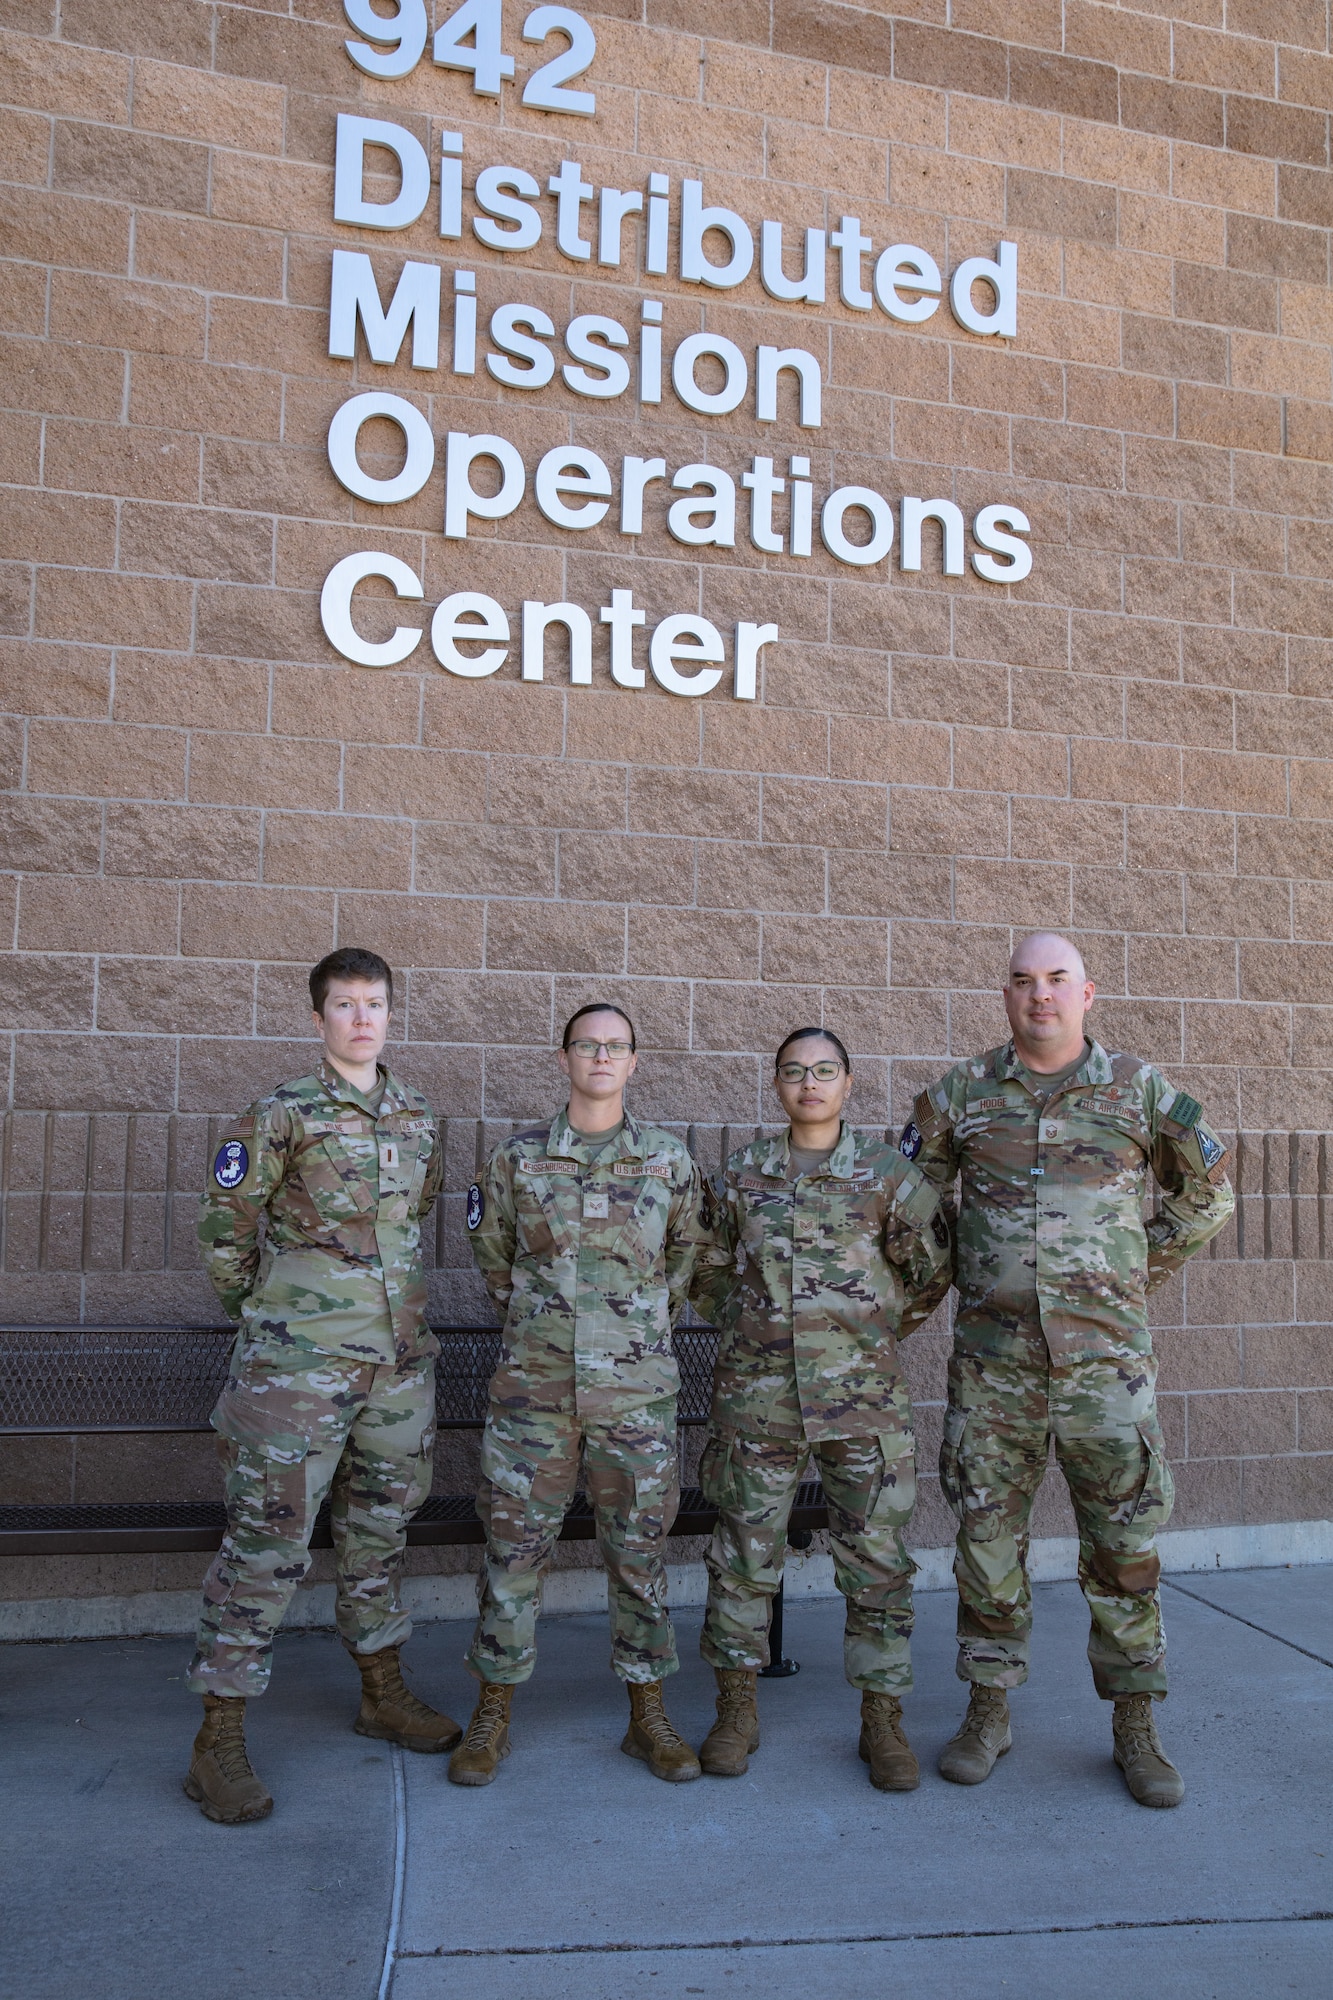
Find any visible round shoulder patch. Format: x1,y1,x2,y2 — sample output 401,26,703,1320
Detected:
466,1182,484,1231
899,1120,922,1161
213,1139,249,1190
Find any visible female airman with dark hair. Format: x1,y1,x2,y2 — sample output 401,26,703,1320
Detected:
691,1028,952,1792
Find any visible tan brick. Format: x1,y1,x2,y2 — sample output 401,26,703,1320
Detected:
759,910,888,986
0,26,130,120
336,892,483,972
43,420,200,501
103,802,261,883
0,797,101,874
180,885,334,962
694,839,824,913
263,813,412,894
18,875,178,954
131,217,285,305
130,57,285,153
26,717,185,799
489,898,626,975
0,490,115,568
13,1033,178,1112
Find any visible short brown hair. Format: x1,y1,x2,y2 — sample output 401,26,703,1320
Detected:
309,948,393,1016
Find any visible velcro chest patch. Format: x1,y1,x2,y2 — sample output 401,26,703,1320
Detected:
519,1159,580,1176
971,1097,1007,1114
613,1161,671,1179
736,1174,782,1192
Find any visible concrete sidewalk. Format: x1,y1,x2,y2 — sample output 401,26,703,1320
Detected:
2,1570,1330,1999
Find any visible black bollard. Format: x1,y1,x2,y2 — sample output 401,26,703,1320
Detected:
759,1525,813,1679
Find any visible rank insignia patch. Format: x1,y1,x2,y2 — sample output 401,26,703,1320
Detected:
899,1121,922,1160
466,1183,484,1230
213,1140,249,1189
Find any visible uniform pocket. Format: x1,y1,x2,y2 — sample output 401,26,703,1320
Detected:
938,1404,970,1517
1131,1418,1175,1527
867,1430,916,1528
698,1432,737,1511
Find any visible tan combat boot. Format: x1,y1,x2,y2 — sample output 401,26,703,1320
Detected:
858,1692,920,1792
1113,1694,1185,1808
699,1668,760,1777
621,1679,702,1783
183,1694,274,1825
447,1682,514,1787
351,1644,463,1754
937,1684,1012,1785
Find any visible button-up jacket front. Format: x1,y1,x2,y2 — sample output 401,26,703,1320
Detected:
468,1109,711,1423
198,1061,443,1365
908,1039,1234,1365
692,1123,953,1443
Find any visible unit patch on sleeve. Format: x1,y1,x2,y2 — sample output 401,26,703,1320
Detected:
899,1121,922,1160
213,1140,249,1190
466,1183,484,1231
1198,1127,1225,1171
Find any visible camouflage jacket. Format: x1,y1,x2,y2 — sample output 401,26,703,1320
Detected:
905,1038,1234,1364
690,1123,954,1443
199,1060,444,1365
467,1108,712,1423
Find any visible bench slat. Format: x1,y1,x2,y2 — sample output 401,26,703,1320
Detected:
0,1482,829,1556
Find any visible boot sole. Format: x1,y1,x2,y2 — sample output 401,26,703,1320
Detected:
355,1717,464,1754
1114,1750,1184,1808
620,1733,702,1783
937,1733,1012,1786
182,1772,273,1824
859,1750,920,1792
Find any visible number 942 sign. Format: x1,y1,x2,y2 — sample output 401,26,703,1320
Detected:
344,0,596,117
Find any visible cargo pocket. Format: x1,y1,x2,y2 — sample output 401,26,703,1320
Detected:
211,1374,317,1537
1131,1418,1175,1528
867,1430,916,1530
939,1405,970,1518
698,1431,737,1512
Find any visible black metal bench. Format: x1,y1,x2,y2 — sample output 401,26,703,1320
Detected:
0,1324,829,1557
0,1322,825,1672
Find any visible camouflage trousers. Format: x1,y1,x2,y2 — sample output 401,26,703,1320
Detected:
466,1398,680,1687
940,1339,1175,1700
186,1352,435,1698
700,1420,917,1694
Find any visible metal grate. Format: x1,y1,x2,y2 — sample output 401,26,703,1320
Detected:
0,1323,721,1435
0,1328,235,1433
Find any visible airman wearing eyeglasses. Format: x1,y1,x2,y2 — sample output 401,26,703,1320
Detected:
451,1003,714,1788
690,1028,953,1792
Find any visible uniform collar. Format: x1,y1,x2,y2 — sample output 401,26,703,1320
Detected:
549,1105,644,1161
318,1057,395,1114
996,1037,1111,1093
756,1120,857,1180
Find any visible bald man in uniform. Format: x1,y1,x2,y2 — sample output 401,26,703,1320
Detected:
905,933,1233,1807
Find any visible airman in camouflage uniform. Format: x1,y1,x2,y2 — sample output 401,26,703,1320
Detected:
184,949,460,1826
450,1004,713,1787
907,932,1234,1807
690,1028,953,1791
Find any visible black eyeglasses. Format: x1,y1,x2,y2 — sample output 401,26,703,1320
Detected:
776,1060,846,1083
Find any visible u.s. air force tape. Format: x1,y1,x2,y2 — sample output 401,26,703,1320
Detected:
213,1140,248,1189
466,1183,484,1230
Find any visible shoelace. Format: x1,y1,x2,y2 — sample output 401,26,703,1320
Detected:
213,1729,257,1784
636,1691,684,1746
463,1692,508,1748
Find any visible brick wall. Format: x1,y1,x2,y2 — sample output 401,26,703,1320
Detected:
4,2,1333,1574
